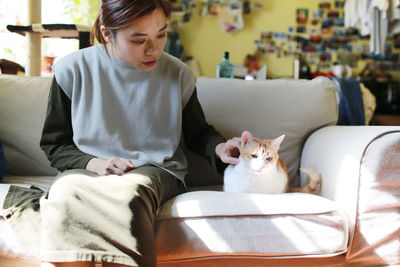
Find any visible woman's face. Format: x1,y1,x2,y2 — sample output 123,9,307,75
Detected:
104,8,168,72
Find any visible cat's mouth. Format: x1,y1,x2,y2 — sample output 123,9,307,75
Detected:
253,165,265,172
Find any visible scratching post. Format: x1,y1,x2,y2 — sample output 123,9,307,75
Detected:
26,0,41,76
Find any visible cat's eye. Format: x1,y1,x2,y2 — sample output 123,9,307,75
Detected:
266,157,273,161
251,154,257,158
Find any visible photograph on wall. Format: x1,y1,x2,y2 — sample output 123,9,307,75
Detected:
296,26,307,33
327,9,339,18
309,27,322,42
308,52,320,64
322,18,334,29
296,8,308,24
334,17,344,26
335,0,345,8
337,53,359,68
319,1,331,9
311,9,324,24
333,27,346,36
273,32,287,41
217,4,244,33
261,31,273,42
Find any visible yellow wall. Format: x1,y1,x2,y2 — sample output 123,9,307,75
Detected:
176,0,400,79
176,0,323,78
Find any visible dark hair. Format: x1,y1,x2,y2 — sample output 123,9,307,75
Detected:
90,0,172,46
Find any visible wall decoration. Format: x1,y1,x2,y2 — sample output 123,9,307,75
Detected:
335,1,345,8
255,31,276,54
217,3,244,33
334,17,344,26
251,0,400,74
296,26,306,33
318,1,331,9
170,0,262,33
337,52,358,67
327,9,339,18
321,18,334,29
296,8,308,24
170,0,197,28
311,9,324,25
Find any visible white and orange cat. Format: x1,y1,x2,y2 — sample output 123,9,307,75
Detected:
224,131,321,194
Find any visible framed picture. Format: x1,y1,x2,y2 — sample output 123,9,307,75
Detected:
296,26,307,33
313,9,324,19
327,9,340,18
296,8,308,24
335,1,345,8
217,4,244,34
319,1,331,9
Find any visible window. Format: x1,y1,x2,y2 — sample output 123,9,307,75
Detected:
0,0,98,74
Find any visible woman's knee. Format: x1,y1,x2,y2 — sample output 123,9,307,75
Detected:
125,166,184,204
47,174,86,202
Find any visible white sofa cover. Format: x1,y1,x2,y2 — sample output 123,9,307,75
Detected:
0,74,399,267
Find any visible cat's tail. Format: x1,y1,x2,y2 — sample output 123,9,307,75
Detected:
289,167,321,193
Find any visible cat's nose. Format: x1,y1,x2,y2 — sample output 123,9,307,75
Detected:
254,165,264,172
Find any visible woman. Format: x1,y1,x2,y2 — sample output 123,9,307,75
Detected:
38,0,241,266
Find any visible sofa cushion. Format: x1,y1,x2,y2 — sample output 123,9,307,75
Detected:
0,75,57,176
189,77,338,187
0,141,7,182
155,191,348,263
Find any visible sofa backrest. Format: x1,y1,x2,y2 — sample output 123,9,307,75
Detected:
0,74,337,185
0,74,57,176
189,77,338,187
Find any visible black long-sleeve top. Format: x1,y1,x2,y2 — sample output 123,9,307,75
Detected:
40,77,227,174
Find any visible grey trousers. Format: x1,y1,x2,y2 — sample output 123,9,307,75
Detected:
4,166,185,267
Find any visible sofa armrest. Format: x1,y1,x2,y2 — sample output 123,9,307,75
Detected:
300,125,400,265
301,125,399,220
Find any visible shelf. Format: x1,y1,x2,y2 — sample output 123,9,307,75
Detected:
7,23,91,49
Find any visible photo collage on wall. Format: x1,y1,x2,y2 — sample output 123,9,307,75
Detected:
170,0,263,33
254,0,400,71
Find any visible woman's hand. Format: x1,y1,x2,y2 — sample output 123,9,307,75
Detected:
215,131,254,165
86,157,135,175
216,140,240,165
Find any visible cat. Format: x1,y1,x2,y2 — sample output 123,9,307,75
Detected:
223,131,321,194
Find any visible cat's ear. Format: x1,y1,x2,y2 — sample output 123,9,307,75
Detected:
271,134,285,150
241,131,254,146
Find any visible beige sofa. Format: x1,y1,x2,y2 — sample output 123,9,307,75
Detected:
0,74,399,267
